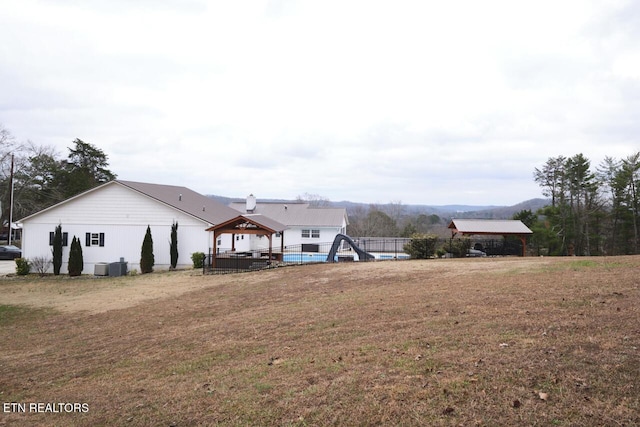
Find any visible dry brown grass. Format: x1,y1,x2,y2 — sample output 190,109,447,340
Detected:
1,256,639,426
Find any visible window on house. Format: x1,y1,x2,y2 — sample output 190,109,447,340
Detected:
49,232,69,246
302,229,320,238
85,232,105,247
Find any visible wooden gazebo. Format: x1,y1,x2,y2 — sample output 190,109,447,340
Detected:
205,214,287,269
447,219,533,257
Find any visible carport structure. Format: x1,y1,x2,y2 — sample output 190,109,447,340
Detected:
205,214,287,269
447,219,533,257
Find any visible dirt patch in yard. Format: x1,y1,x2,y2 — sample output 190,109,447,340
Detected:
0,269,214,313
1,256,639,426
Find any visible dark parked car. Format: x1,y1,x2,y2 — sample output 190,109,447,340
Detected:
467,248,487,257
0,245,22,260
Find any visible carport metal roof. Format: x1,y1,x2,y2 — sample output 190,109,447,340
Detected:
448,219,533,236
447,219,533,257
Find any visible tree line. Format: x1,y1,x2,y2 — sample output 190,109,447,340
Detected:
346,203,444,238
292,193,448,238
532,152,640,256
1,124,116,230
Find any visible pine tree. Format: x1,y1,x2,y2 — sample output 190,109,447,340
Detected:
140,225,154,274
63,138,117,198
170,221,178,270
52,224,63,275
68,236,83,276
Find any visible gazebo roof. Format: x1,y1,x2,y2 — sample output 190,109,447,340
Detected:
448,219,533,236
205,214,287,235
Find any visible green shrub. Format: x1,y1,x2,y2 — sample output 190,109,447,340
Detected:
403,234,439,259
170,221,178,270
444,238,472,258
15,258,31,276
52,224,63,275
140,225,155,274
68,236,84,276
191,252,205,269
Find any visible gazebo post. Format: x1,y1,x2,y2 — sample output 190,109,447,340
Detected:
267,234,273,264
212,230,219,269
520,236,527,257
280,231,284,255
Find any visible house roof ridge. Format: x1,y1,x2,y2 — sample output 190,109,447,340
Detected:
20,179,239,226
116,180,239,225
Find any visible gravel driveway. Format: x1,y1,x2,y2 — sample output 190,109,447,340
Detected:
0,260,16,275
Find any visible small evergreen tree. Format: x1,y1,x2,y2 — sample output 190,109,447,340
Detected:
170,221,178,270
447,238,472,258
52,224,63,275
403,233,439,259
140,225,154,274
68,236,84,276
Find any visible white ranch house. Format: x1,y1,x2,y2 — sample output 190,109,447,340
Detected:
225,195,348,252
18,181,349,274
18,180,241,274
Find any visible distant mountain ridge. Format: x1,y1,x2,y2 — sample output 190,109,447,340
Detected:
208,194,550,220
439,198,550,219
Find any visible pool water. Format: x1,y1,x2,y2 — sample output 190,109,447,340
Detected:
282,253,333,263
282,253,410,263
377,254,410,260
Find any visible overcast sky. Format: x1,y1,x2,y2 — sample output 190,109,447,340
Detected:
1,1,639,206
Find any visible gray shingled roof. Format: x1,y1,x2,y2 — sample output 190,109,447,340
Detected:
117,180,240,225
448,219,533,235
229,201,348,227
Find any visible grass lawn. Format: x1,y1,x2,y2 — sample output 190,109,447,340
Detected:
1,256,638,426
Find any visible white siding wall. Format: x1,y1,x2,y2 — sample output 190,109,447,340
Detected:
215,234,252,253
283,226,344,248
215,225,346,253
21,184,213,274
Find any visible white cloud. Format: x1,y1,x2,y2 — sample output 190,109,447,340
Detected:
1,0,639,205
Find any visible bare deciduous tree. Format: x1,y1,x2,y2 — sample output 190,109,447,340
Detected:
296,193,331,207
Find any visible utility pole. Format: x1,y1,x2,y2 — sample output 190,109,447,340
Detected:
8,154,14,245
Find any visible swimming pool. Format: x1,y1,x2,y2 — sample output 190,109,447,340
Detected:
282,253,410,263
282,253,333,263
377,254,410,260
